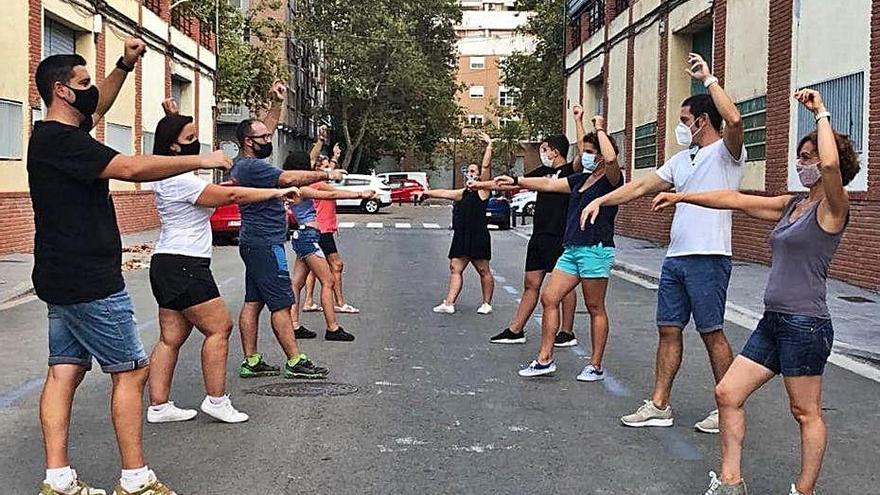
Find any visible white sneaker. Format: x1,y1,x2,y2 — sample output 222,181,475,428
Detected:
146,401,197,424
576,364,605,382
788,483,807,495
433,301,455,314
695,409,720,434
518,360,556,377
476,303,493,315
200,395,249,423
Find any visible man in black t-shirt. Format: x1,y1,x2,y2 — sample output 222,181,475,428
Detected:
29,43,230,495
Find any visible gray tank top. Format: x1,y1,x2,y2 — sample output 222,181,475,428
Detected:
763,196,845,318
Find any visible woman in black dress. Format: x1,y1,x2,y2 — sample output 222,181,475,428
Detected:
416,133,495,315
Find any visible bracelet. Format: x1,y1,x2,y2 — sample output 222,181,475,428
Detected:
814,111,831,122
513,176,520,186
116,57,135,73
703,76,719,88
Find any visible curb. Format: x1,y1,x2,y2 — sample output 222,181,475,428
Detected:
0,280,34,306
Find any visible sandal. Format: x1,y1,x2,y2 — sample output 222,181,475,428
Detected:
334,304,360,314
302,303,322,312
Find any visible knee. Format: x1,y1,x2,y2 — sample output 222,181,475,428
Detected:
790,403,822,426
585,300,606,316
331,259,344,273
214,321,233,341
714,382,740,409
523,279,541,292
540,292,560,308
449,263,463,274
658,327,683,343
48,366,87,387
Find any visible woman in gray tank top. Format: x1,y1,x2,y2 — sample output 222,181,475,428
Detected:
652,89,860,495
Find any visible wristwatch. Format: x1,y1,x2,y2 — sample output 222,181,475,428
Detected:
116,57,135,73
814,111,831,122
703,76,719,88
513,176,520,186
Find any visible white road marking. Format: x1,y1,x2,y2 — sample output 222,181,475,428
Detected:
493,275,506,283
503,285,518,295
374,381,401,387
366,223,383,229
395,223,412,229
487,225,499,230
423,223,441,229
338,222,356,228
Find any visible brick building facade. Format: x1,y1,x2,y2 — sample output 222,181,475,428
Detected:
564,0,880,290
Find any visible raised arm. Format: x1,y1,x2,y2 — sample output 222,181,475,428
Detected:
580,173,672,227
101,150,230,182
309,125,327,167
195,184,300,208
573,105,586,171
91,38,146,128
592,115,622,186
278,167,344,187
261,81,286,136
478,132,493,181
414,188,465,202
494,175,569,194
687,53,743,160
651,190,792,222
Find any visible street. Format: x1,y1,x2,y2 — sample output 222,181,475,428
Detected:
0,204,877,494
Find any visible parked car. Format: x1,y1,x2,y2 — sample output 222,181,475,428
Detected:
376,172,429,189
510,190,537,216
209,181,296,244
486,191,511,230
388,178,425,203
330,174,393,213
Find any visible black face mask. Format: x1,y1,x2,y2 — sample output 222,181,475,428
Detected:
64,84,99,118
177,140,201,156
252,141,273,159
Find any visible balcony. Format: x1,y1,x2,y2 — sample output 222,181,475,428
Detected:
144,0,162,16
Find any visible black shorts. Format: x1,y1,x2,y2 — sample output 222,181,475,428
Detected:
150,254,221,311
525,234,564,272
318,232,338,256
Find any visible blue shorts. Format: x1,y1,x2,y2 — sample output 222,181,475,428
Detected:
291,227,325,259
555,244,615,278
741,312,833,376
656,255,731,333
240,243,294,312
47,289,149,373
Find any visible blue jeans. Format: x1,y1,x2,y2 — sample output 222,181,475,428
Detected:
656,255,731,333
291,227,325,259
741,312,834,376
47,289,149,373
240,243,295,312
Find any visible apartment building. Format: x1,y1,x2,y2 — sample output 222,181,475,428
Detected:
563,0,880,290
0,0,217,255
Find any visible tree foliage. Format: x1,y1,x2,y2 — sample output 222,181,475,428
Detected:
291,0,462,172
500,0,565,139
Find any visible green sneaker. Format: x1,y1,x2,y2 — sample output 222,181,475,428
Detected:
239,354,280,378
40,480,106,494
284,354,329,379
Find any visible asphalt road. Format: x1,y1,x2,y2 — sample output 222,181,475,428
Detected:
0,205,877,494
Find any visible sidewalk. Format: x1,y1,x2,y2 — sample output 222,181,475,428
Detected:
0,229,160,306
515,224,880,363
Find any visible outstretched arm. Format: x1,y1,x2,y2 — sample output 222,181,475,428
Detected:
195,184,299,208
687,53,744,160
91,38,146,128
300,186,375,201
415,188,465,202
494,175,569,194
652,190,792,222
101,150,231,182
278,167,344,187
580,173,672,227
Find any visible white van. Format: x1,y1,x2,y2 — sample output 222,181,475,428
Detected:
376,172,429,189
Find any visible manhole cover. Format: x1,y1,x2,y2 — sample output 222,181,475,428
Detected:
248,382,358,397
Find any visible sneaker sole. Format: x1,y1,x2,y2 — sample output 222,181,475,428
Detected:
146,413,198,424
284,373,330,379
294,333,318,339
490,338,526,344
239,370,280,378
554,340,578,348
620,418,674,428
201,408,249,424
518,369,556,377
694,425,720,434
576,374,604,382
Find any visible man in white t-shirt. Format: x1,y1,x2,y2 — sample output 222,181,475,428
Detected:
582,53,745,434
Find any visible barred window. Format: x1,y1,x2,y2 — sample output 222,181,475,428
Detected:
0,100,23,159
736,96,766,162
797,72,864,153
633,122,657,169
586,0,606,36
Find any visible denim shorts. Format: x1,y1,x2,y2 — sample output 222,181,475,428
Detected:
47,289,149,373
291,227,325,259
656,255,731,333
555,244,615,279
741,312,833,376
240,243,294,312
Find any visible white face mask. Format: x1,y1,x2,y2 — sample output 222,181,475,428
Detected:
581,153,598,172
540,152,553,167
675,122,694,147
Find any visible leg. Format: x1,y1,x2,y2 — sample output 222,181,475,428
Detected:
305,255,340,330
652,326,684,408
444,258,468,305
508,270,546,332
270,308,301,359
303,271,317,308
581,278,610,368
702,329,735,384
715,356,776,484
41,364,87,468
652,257,691,408
148,309,194,405
536,270,580,363
471,259,495,304
110,367,150,469
182,298,234,398
238,302,264,357
785,376,826,494
289,258,310,328
327,253,347,307
560,289,576,334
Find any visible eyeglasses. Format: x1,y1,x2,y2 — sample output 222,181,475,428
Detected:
247,133,273,141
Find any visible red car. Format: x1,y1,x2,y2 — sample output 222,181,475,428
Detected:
388,178,425,204
209,182,296,245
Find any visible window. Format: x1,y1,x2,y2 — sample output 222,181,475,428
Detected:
610,130,626,168
106,123,132,155
0,100,23,159
498,87,515,107
469,86,485,98
31,107,42,129
200,142,212,155
142,131,155,155
497,56,507,76
797,72,864,153
633,122,657,169
172,79,184,105
467,114,485,126
144,0,162,15
586,0,606,36
44,18,76,57
614,0,629,15
469,56,485,70
736,96,766,162
219,100,240,117
344,178,370,187
569,15,581,49
690,27,713,95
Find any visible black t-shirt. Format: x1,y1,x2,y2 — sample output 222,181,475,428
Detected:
525,162,576,237
28,117,123,304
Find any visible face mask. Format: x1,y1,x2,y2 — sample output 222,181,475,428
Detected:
252,141,273,159
64,84,99,118
675,122,695,147
796,161,822,188
581,153,598,172
540,152,553,167
177,139,201,156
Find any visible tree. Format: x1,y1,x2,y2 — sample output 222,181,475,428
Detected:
500,0,565,139
291,0,462,172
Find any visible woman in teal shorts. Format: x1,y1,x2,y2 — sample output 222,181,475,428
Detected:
495,109,622,381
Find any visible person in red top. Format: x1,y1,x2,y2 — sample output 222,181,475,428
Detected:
302,142,360,314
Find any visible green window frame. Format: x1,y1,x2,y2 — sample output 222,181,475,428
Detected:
633,122,657,169
736,96,766,162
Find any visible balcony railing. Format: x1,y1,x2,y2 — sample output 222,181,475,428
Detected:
144,0,162,16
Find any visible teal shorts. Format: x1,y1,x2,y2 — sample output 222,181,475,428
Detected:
555,244,615,279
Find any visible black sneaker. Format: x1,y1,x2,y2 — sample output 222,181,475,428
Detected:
284,356,329,379
239,355,280,378
325,327,355,342
295,325,317,339
489,328,526,344
553,331,578,348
